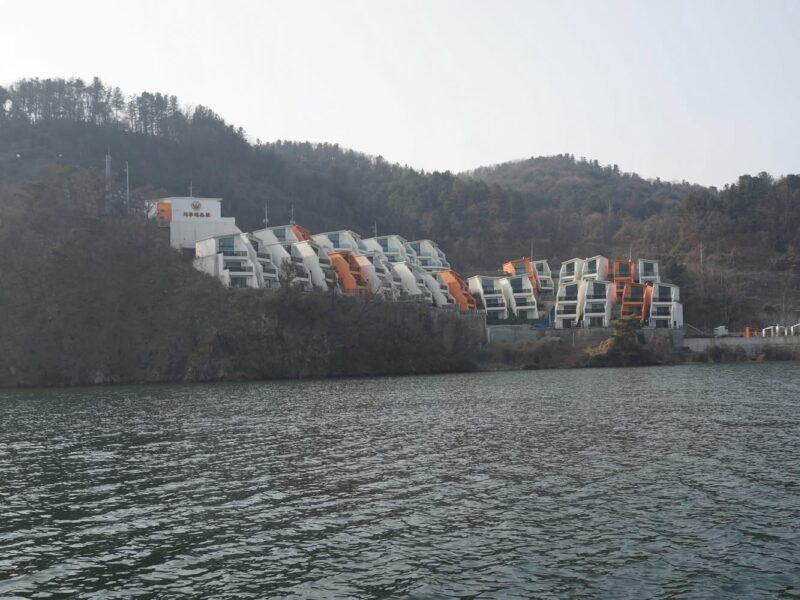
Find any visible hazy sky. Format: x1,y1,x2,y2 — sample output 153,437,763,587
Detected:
2,0,798,186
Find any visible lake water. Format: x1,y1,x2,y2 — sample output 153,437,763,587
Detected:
1,363,799,598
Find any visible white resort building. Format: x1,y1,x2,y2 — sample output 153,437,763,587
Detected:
468,276,509,320
558,258,585,285
407,239,450,272
364,235,418,264
150,197,240,251
533,260,555,299
649,282,683,328
582,280,614,327
500,275,539,321
194,233,281,289
637,259,661,285
555,280,587,328
583,256,610,281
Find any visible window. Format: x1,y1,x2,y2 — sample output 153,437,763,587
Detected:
562,319,573,328
587,259,596,273
590,317,604,327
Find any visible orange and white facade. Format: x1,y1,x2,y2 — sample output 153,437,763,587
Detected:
620,282,652,322
611,259,636,303
258,224,337,291
437,270,477,312
533,260,555,299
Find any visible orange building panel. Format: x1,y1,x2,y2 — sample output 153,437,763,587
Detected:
329,251,368,295
612,259,636,302
620,282,652,323
156,201,172,223
502,257,541,295
291,224,313,242
437,269,477,312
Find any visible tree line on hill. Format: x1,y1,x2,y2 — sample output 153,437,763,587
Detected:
1,76,798,330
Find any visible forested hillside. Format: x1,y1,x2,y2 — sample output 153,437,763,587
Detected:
1,76,799,330
0,167,483,387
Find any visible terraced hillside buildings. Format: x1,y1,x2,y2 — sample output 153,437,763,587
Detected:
150,197,684,330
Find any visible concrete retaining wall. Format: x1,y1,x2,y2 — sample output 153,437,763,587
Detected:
684,336,800,357
486,325,683,346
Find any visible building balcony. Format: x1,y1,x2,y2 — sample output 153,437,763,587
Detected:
227,265,253,273
556,308,578,315
557,295,579,302
222,250,247,257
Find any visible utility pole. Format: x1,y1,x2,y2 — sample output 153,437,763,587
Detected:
189,181,193,197
290,204,295,225
125,161,130,207
373,221,378,237
264,202,269,227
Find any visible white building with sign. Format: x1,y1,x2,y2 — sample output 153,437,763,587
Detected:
150,197,240,251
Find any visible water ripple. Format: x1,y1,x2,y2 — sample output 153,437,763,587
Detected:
1,363,800,597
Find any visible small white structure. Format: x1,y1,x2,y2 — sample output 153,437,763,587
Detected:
533,260,555,299
638,259,661,284
500,275,539,321
425,272,457,308
390,262,434,303
313,230,370,254
649,282,683,329
582,280,614,327
555,280,587,328
356,253,401,299
194,233,280,289
583,256,610,281
249,228,313,291
364,235,418,265
558,258,585,285
255,225,338,291
469,276,509,320
150,197,241,251
407,240,450,272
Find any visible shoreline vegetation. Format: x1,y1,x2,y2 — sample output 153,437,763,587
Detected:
479,333,800,372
